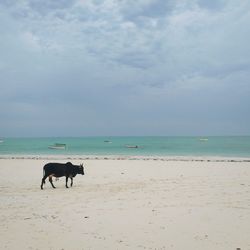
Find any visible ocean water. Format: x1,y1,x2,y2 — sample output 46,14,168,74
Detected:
0,136,250,158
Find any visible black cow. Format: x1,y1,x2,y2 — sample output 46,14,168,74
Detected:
41,162,84,190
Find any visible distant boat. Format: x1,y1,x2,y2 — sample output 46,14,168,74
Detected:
104,140,112,143
125,145,139,148
48,143,66,150
199,138,208,141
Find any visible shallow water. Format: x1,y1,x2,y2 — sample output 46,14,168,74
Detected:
0,136,250,158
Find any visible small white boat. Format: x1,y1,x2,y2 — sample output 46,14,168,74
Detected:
104,140,112,143
199,138,208,141
48,143,66,150
125,145,139,148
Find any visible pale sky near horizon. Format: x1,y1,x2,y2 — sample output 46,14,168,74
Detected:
0,0,250,137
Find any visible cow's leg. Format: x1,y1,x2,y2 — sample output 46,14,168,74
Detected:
41,175,48,190
70,177,73,187
49,175,56,188
65,176,69,188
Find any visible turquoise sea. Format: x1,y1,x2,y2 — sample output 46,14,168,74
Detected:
0,136,250,158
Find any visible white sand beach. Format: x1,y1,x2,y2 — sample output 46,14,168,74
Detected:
1,157,250,250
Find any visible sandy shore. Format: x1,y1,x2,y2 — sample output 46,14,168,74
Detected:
1,157,250,250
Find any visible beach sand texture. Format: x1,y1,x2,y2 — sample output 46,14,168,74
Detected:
1,158,250,250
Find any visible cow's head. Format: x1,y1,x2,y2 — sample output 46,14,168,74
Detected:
78,164,84,175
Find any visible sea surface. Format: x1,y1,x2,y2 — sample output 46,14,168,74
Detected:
0,136,250,158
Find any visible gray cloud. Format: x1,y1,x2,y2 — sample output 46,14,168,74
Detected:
120,0,176,21
197,0,226,10
28,0,77,15
0,0,250,136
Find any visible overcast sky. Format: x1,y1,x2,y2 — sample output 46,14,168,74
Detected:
0,0,250,137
